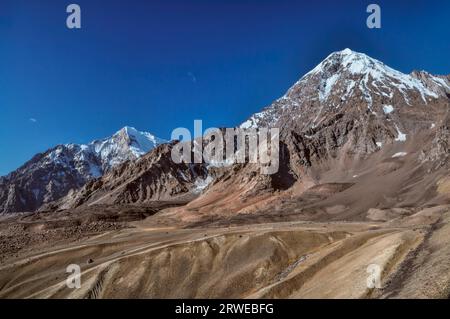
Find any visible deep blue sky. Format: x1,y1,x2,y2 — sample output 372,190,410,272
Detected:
0,0,449,175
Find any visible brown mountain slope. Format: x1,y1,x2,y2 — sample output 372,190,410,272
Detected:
44,50,450,227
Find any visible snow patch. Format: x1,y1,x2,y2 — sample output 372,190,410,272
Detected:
240,120,254,129
394,124,407,142
392,152,407,158
194,176,213,193
383,105,394,114
431,76,450,90
319,73,340,101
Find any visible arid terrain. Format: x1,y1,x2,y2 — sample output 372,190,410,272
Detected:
1,49,449,299
1,200,450,298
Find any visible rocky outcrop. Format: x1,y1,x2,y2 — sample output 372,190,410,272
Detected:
44,142,209,210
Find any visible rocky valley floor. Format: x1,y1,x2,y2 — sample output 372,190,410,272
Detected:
1,201,450,299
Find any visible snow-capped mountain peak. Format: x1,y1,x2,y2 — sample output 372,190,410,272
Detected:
116,126,166,156
298,48,445,103
42,126,166,179
90,126,166,169
0,126,166,214
241,49,450,129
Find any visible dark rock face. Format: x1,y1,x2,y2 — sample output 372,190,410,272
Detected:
0,146,96,214
419,111,450,168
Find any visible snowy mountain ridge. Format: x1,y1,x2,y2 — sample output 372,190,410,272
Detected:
44,126,166,178
241,48,450,129
0,127,166,214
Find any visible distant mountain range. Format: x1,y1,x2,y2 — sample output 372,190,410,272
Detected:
0,127,165,214
48,49,450,221
1,49,449,216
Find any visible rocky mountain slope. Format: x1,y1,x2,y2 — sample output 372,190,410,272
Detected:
43,142,209,211
159,49,450,224
3,49,449,220
0,127,165,214
51,50,448,222
2,49,450,299
237,48,449,174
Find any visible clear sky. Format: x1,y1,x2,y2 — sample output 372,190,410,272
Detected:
0,0,449,175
